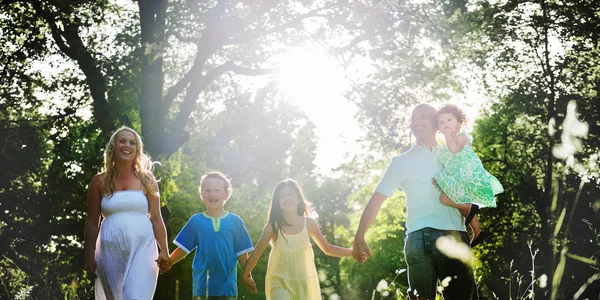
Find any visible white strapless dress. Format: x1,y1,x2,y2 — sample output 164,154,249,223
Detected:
94,190,158,300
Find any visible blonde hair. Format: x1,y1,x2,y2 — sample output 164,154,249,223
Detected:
100,126,158,198
198,171,233,195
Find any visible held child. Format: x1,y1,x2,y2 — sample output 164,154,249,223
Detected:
241,179,352,300
166,172,254,300
435,104,504,247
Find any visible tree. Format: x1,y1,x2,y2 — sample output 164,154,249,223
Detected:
27,0,355,159
461,0,600,297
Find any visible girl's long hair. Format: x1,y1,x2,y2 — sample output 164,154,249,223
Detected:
100,126,158,198
267,178,312,243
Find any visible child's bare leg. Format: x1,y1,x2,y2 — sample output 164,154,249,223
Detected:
440,192,472,216
469,215,482,238
469,214,489,247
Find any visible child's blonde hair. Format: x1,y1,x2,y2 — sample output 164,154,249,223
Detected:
198,171,233,195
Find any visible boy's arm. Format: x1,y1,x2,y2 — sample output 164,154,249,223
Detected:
169,215,198,268
446,134,468,153
307,218,352,257
238,252,253,291
240,224,274,293
237,252,249,268
169,247,188,265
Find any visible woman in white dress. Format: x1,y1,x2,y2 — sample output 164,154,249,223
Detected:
84,126,170,299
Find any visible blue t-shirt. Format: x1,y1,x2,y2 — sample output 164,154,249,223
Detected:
173,212,254,297
375,144,466,234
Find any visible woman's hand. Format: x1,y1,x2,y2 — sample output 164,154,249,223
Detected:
85,256,97,279
156,251,172,274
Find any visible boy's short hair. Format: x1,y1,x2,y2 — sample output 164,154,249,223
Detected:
199,171,233,194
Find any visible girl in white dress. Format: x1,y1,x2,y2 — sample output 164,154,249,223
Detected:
84,126,170,299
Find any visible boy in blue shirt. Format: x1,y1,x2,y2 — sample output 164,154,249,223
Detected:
165,172,254,299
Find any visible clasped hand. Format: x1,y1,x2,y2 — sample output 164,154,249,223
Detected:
242,273,257,293
156,251,172,274
352,236,372,264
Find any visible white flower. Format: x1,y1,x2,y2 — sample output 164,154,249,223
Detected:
376,279,388,292
436,235,474,267
538,274,548,288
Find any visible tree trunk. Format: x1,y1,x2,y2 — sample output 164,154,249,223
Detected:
138,0,167,158
538,0,557,297
34,0,114,134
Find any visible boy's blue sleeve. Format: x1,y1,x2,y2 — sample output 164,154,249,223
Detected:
375,157,403,197
234,217,254,257
173,216,199,254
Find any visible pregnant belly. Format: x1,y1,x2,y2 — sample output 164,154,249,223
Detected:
99,213,155,248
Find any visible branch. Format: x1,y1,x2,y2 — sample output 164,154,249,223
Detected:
42,13,75,57
224,7,330,45
163,59,272,113
161,0,232,116
167,61,272,143
33,0,113,133
166,29,201,45
163,1,325,115
222,62,274,77
161,54,208,117
330,35,369,55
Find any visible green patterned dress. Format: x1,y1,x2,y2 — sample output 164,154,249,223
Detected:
435,132,503,208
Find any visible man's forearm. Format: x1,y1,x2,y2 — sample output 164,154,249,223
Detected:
355,192,388,237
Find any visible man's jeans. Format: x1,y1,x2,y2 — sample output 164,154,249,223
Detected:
404,227,479,300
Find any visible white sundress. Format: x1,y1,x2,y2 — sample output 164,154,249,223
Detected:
94,190,159,300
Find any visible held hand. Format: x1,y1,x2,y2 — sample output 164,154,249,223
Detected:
242,273,257,293
85,257,97,280
156,251,172,274
352,235,372,264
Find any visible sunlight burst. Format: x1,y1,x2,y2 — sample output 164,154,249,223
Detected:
274,47,361,172
276,48,347,115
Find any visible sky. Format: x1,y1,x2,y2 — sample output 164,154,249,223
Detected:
275,48,364,173
274,47,487,174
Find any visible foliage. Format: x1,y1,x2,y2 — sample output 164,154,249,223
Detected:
339,183,409,299
2,0,600,299
460,0,600,297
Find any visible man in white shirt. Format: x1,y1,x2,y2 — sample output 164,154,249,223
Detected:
352,104,478,300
